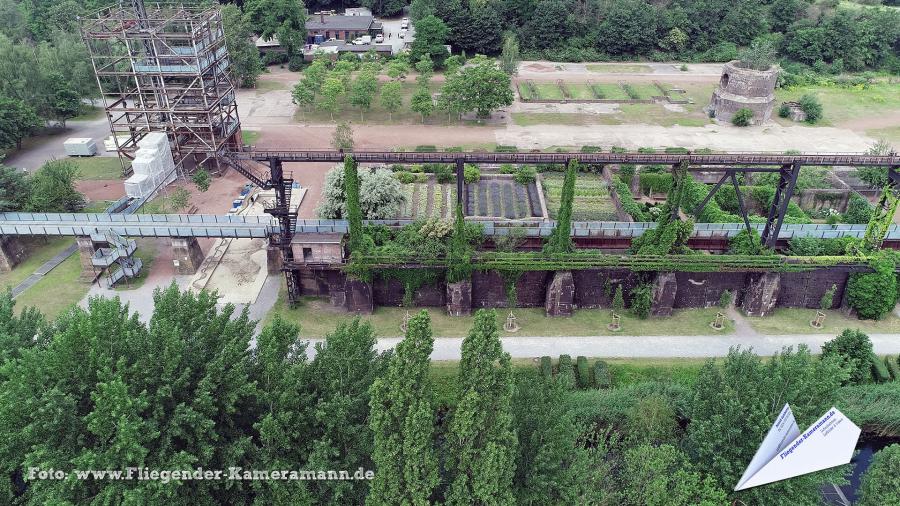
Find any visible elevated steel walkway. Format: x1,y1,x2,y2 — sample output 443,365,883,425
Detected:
0,213,272,238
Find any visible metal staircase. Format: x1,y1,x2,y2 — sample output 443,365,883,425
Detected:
90,230,144,288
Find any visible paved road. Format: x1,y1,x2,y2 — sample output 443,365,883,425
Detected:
304,333,900,360
4,117,114,171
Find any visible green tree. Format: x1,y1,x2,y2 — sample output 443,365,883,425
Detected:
414,54,434,85
306,317,386,504
379,81,402,121
410,85,434,123
821,329,873,385
386,60,410,81
343,155,364,253
332,122,354,151
440,55,513,118
847,253,899,319
499,32,520,74
410,15,449,68
349,71,378,120
857,444,900,506
618,444,727,506
612,285,625,311
192,168,211,192
26,159,84,212
544,160,577,254
0,164,30,211
595,0,659,56
222,4,263,88
244,0,307,59
319,76,345,121
731,108,754,126
799,94,823,123
687,346,848,506
368,310,439,505
0,291,44,362
292,79,316,115
446,309,516,506
844,193,873,224
45,72,80,127
360,0,405,16
0,95,41,151
168,187,190,211
303,59,329,92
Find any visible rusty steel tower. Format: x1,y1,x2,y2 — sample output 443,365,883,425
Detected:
82,1,242,175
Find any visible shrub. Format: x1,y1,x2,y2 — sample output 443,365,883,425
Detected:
639,173,674,195
778,103,791,118
513,166,536,185
317,166,405,220
884,356,900,381
540,356,552,378
630,284,652,319
593,360,611,389
844,194,874,224
728,229,765,255
871,354,891,383
463,165,480,183
493,227,527,252
395,171,416,184
612,285,625,311
718,290,733,308
498,163,516,174
414,145,437,152
611,178,647,221
732,108,754,127
857,444,900,506
618,164,636,186
576,356,591,388
580,145,602,153
787,236,856,256
495,145,518,152
799,94,823,123
557,355,575,389
820,284,837,310
435,164,454,183
444,146,463,152
822,329,874,385
191,169,211,192
847,254,899,320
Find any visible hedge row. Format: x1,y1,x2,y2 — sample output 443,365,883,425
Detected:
611,177,647,221
873,354,900,383
541,356,612,389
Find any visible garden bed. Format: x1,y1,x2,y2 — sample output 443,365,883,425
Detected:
543,173,618,221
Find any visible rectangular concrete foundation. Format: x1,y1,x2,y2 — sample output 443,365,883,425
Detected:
172,237,204,275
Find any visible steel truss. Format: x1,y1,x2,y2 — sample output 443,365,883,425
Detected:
82,4,242,175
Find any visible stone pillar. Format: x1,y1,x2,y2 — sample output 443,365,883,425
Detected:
76,235,99,282
266,242,283,275
741,272,781,317
545,271,575,317
344,278,373,314
0,236,28,272
171,237,204,275
446,280,472,316
650,272,677,317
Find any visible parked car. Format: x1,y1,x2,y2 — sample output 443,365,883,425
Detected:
374,34,384,43
401,18,409,29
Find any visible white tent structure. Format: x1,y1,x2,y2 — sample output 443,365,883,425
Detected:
124,133,177,199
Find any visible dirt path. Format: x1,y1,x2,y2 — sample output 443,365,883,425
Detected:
256,123,499,150
836,111,900,132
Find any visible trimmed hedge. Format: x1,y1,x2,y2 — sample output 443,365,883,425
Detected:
558,354,575,389
495,145,518,152
414,145,437,152
540,356,553,378
576,356,591,388
639,173,674,195
594,360,611,389
611,177,647,221
871,354,891,383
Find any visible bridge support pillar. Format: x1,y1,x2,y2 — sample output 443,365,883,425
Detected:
0,236,29,272
171,237,204,275
545,271,575,317
651,272,677,317
266,241,283,275
741,272,780,317
446,280,472,317
76,236,100,282
344,278,373,314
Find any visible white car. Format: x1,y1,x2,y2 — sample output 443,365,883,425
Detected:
401,18,409,29
399,29,408,39
374,34,384,43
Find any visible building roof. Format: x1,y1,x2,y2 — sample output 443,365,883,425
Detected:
291,233,344,244
306,15,374,31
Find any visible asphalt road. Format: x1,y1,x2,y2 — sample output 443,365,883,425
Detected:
4,117,114,171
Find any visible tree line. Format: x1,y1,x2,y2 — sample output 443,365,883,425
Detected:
1,285,898,505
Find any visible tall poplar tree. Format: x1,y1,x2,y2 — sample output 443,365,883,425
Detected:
343,155,364,254
368,310,438,505
445,309,517,506
544,159,577,254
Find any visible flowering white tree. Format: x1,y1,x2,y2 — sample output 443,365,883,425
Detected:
316,166,406,220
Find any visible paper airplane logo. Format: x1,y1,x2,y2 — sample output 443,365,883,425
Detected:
734,403,860,491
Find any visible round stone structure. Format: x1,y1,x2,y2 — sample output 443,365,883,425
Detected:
707,60,778,125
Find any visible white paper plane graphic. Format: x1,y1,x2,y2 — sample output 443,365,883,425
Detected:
735,404,860,491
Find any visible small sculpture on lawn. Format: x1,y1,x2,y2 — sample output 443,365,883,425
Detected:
607,312,621,332
504,311,520,332
711,312,726,330
810,310,825,329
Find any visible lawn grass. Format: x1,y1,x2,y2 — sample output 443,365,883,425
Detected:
0,238,73,292
592,83,631,100
13,253,89,319
565,83,596,99
746,308,900,335
241,130,262,145
629,83,663,100
866,126,900,147
532,82,565,100
773,83,900,127
616,103,711,127
586,64,652,73
82,200,115,213
71,105,105,121
65,156,124,180
516,83,534,100
263,288,737,338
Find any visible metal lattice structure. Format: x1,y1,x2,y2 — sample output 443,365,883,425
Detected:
82,2,242,175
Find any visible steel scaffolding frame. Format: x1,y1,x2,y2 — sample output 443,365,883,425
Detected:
82,3,242,175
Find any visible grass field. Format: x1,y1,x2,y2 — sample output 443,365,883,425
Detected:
566,83,597,99
773,83,900,127
866,126,900,147
592,83,631,100
532,82,565,100
617,103,711,127
586,64,652,73
241,130,262,145
747,308,900,335
13,253,89,319
511,113,621,127
64,157,123,180
263,289,737,338
0,238,73,292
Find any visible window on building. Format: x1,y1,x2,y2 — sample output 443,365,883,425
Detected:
303,247,313,260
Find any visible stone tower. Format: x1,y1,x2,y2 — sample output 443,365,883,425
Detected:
707,60,778,125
